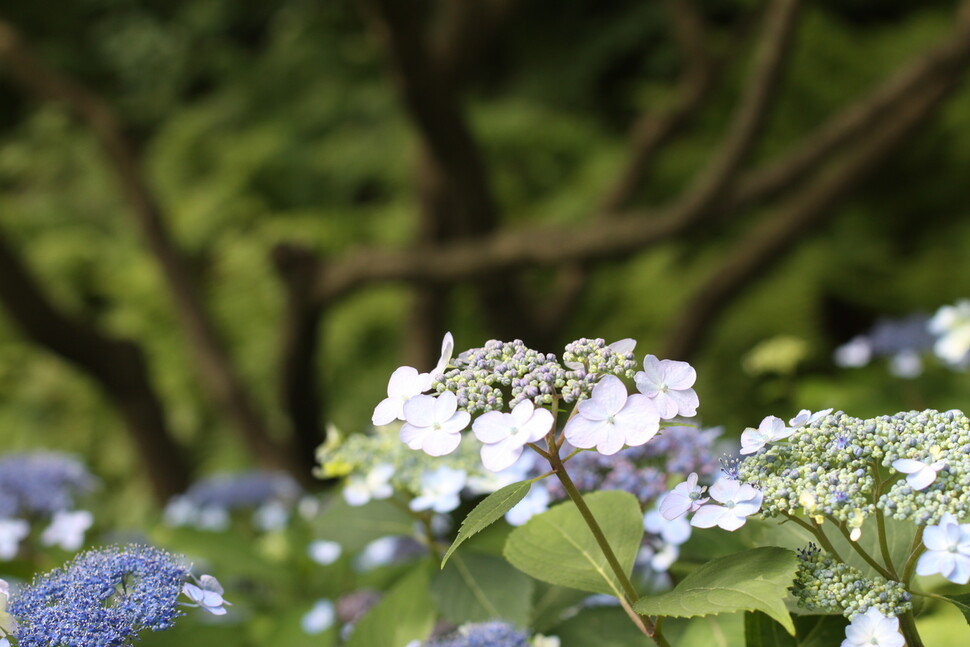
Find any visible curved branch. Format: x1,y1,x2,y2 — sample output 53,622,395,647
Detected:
0,230,190,502
0,18,299,475
661,71,963,360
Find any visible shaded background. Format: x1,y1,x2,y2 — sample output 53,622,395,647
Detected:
2,0,970,523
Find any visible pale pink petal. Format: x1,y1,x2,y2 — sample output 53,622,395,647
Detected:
907,468,937,491
609,338,637,355
666,388,698,417
690,505,726,528
595,423,627,456
661,360,696,389
439,410,471,436
650,392,679,419
403,395,437,427
387,366,422,397
473,411,512,444
577,397,609,421
717,513,748,532
594,376,628,415
432,391,460,420
660,492,691,520
892,459,924,474
564,416,608,449
917,551,955,577
616,395,660,446
372,398,402,426
400,423,429,450
422,429,462,456
922,525,949,551
639,355,663,386
521,407,554,443
949,555,970,584
510,400,536,426
481,440,525,472
709,478,741,503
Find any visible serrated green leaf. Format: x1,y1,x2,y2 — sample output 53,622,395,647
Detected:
944,593,970,626
503,490,644,597
431,552,534,626
346,562,436,647
634,547,798,635
441,480,531,567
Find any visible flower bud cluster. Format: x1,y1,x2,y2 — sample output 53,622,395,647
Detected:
790,544,911,619
737,411,875,527
872,409,970,525
560,338,638,403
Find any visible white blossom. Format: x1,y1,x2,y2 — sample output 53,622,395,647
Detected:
473,400,553,472
0,519,28,560
892,447,946,491
505,484,551,527
564,375,659,455
740,415,792,455
409,466,467,514
659,473,708,520
690,479,762,531
841,608,904,647
916,512,970,584
401,392,470,456
372,366,433,426
301,599,336,634
929,300,970,365
634,355,699,419
308,540,343,566
183,574,231,616
788,408,833,428
343,463,395,506
40,509,93,551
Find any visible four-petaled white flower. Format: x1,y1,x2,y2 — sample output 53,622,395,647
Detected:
789,408,833,428
841,608,904,647
929,300,970,365
473,400,554,472
892,446,946,491
564,375,660,455
0,518,28,561
301,598,336,635
634,355,699,420
690,479,763,531
409,466,467,514
659,473,708,520
916,512,970,584
739,415,792,455
40,509,93,551
343,463,395,506
401,392,470,456
183,574,231,616
372,366,433,426
308,540,343,566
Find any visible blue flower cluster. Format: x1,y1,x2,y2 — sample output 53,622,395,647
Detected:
9,544,189,646
0,452,95,518
424,622,530,647
165,470,301,531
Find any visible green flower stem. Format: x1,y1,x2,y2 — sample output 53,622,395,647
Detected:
784,513,846,562
872,461,901,579
898,609,925,647
547,449,670,647
827,516,894,581
902,526,925,585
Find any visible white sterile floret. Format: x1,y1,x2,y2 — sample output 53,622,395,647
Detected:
929,300,970,365
916,512,970,584
472,400,554,472
740,415,792,455
634,355,699,419
183,574,231,616
789,408,833,428
39,509,94,551
564,375,659,456
643,508,691,546
834,336,872,368
466,452,536,495
841,608,904,647
401,392,471,456
372,366,433,426
431,331,455,380
308,540,343,566
660,472,708,520
409,466,467,514
0,518,28,560
690,479,763,531
0,578,18,642
505,484,551,527
343,463,395,506
891,446,946,491
301,598,336,634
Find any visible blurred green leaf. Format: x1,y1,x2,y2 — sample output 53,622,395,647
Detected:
431,552,534,627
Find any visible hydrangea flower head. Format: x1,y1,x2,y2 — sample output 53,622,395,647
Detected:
634,355,699,419
690,479,762,531
401,392,470,457
472,400,553,471
916,512,970,584
841,608,904,647
0,451,96,519
165,470,301,532
9,544,193,646
425,621,530,647
564,375,659,455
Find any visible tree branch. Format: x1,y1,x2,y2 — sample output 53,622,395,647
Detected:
671,0,801,218
661,69,965,360
0,18,304,478
0,229,190,502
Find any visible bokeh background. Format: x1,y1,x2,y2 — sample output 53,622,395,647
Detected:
1,0,970,642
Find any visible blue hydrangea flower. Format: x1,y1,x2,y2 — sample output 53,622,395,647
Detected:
425,621,531,647
9,544,190,646
164,470,301,531
0,452,96,518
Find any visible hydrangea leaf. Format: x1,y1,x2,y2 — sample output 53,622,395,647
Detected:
431,552,534,627
345,561,435,647
745,610,848,646
943,593,970,626
313,499,414,549
441,480,531,567
545,606,648,647
633,547,798,635
503,490,643,597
